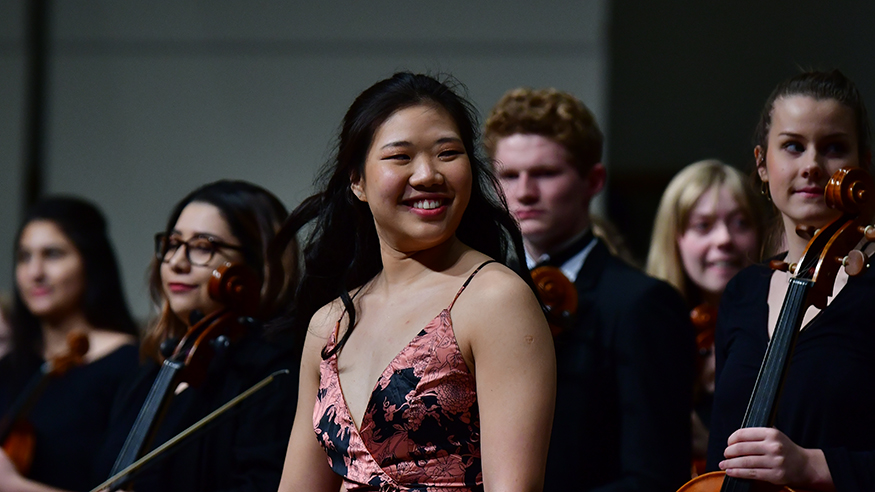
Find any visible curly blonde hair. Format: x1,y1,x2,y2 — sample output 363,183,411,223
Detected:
484,88,603,174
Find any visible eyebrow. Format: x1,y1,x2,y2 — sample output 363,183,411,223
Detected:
778,131,850,138
380,136,463,150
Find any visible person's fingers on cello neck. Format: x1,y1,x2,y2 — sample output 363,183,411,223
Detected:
720,427,835,490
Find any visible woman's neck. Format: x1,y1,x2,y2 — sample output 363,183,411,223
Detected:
783,216,817,264
377,236,468,290
40,311,92,359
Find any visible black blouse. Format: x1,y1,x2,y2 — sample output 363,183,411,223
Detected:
708,261,875,491
93,330,299,492
0,344,140,491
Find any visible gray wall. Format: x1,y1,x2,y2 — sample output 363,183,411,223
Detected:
1,1,26,307
1,1,609,320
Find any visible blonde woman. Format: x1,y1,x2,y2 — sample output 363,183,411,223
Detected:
646,159,763,472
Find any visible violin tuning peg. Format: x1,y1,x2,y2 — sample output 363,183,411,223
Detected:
769,260,791,272
795,225,819,240
841,250,869,277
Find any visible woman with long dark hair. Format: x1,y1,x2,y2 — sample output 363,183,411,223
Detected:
93,180,299,492
277,72,556,492
0,197,139,491
707,70,875,491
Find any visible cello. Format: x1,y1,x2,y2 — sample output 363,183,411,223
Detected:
106,261,260,491
679,167,875,491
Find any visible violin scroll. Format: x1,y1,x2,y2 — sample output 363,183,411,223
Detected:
47,331,90,375
689,304,717,354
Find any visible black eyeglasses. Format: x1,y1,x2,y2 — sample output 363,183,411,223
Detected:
154,233,243,266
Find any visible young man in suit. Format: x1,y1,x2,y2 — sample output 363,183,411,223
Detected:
485,88,694,492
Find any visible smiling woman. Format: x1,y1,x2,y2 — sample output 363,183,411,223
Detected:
0,197,139,492
646,159,764,476
276,72,556,492
91,180,300,492
350,104,472,254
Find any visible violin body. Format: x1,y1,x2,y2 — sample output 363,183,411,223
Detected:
2,420,35,475
678,471,808,492
530,265,578,336
0,331,89,475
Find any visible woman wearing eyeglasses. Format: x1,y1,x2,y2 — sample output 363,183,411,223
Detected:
93,180,299,492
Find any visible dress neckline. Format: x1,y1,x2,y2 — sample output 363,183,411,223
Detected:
329,260,494,433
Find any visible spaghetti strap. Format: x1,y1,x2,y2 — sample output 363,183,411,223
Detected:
448,260,497,311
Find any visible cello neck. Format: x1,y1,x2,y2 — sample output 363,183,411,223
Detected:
741,277,811,429
719,277,812,492
107,359,184,491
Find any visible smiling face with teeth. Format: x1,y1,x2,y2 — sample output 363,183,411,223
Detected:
676,185,759,305
351,104,472,253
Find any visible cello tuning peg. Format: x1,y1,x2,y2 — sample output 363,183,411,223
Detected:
795,225,819,240
768,260,795,272
159,337,180,358
840,250,869,277
859,225,875,242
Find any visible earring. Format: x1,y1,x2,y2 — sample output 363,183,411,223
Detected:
760,181,771,201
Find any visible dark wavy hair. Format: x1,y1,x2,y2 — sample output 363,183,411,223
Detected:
11,197,137,364
273,72,533,358
144,180,296,360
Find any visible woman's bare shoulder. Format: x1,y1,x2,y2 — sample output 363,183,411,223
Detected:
307,299,345,342
463,261,539,304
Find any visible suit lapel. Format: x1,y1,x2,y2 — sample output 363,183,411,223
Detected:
572,239,609,319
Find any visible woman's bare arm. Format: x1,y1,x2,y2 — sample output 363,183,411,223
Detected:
277,305,343,492
454,266,557,492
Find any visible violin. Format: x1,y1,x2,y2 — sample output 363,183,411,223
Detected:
530,266,578,336
690,303,717,364
0,330,90,475
106,262,260,491
678,167,875,491
690,303,717,477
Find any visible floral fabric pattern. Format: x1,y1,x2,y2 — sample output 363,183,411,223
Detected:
313,265,491,492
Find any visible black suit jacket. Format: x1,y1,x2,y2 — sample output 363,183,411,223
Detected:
544,239,694,492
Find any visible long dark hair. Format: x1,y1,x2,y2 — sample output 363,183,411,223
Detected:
144,180,296,360
11,197,137,363
274,72,532,358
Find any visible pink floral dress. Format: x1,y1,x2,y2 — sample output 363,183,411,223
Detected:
313,262,494,491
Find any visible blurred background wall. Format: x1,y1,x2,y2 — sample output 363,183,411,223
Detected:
0,1,609,320
2,1,875,321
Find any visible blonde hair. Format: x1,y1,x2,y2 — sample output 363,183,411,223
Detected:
646,160,764,304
